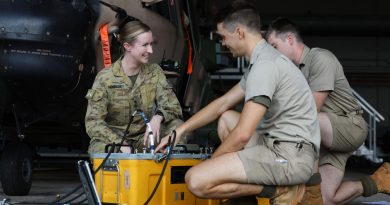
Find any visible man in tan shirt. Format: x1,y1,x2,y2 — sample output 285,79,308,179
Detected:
267,17,390,205
157,2,320,204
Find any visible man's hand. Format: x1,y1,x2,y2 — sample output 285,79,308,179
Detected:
155,128,183,153
155,135,170,153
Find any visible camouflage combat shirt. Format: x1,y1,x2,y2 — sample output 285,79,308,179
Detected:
85,59,182,151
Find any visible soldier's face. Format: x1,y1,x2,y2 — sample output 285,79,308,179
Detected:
217,23,243,58
267,32,294,60
127,31,154,64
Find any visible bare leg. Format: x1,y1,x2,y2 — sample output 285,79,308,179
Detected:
318,112,364,205
318,112,333,148
185,152,263,199
217,110,240,142
218,110,259,148
320,164,363,205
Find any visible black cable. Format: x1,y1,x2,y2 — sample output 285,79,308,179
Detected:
94,111,136,175
99,1,138,24
144,130,177,205
99,1,126,18
60,113,133,205
49,111,137,205
93,142,115,175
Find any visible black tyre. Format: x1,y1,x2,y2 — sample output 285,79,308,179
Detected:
0,142,33,196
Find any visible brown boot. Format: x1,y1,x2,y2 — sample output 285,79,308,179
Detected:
270,184,305,205
371,162,390,194
220,196,258,205
298,184,323,205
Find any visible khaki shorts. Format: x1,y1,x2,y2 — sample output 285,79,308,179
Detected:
319,112,368,171
237,134,316,186
88,119,183,153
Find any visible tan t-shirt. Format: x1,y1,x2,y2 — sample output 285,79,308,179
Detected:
299,46,361,115
239,39,320,153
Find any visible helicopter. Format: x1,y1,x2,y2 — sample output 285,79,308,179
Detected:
0,0,213,196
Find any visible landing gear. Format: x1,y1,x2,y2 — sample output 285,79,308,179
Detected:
0,142,33,196
0,104,33,195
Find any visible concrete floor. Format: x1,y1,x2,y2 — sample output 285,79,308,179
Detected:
0,159,389,205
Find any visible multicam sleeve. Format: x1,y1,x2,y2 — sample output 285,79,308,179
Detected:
155,67,183,122
85,73,122,144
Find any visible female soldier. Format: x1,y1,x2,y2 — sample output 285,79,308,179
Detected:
85,21,182,153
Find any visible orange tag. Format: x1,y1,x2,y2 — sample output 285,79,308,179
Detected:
99,24,112,68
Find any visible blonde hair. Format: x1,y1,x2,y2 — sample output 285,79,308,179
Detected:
118,21,151,45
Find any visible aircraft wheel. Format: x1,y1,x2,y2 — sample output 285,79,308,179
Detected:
0,142,33,196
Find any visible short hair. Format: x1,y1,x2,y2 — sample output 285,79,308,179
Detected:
118,21,151,45
215,0,261,34
266,17,302,42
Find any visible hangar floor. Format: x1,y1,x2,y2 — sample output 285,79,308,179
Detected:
0,158,389,205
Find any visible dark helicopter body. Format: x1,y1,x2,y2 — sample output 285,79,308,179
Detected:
0,0,99,195
0,0,97,140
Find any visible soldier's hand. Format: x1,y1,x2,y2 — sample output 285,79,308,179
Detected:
143,115,163,146
150,115,163,142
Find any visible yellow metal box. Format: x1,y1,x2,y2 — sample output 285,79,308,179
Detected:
91,153,221,205
90,153,269,205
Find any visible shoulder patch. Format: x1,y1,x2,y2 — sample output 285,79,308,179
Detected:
85,89,104,101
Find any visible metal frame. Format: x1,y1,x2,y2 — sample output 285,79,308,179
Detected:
352,90,385,163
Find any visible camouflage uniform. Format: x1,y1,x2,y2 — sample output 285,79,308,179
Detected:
85,59,183,153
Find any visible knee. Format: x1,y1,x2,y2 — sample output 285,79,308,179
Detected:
217,110,236,141
185,169,208,198
321,187,338,205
